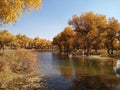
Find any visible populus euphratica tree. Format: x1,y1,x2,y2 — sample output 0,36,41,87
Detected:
0,30,14,50
105,17,120,55
0,0,42,25
53,26,74,53
69,12,107,56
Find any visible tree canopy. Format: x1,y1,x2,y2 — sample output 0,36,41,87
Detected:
53,12,120,55
0,30,52,50
53,26,75,53
0,0,42,26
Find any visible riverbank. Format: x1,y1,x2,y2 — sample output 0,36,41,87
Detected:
0,71,46,89
87,55,113,60
66,50,120,60
70,54,116,61
0,49,46,90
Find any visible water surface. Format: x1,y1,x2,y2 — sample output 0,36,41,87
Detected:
38,52,120,90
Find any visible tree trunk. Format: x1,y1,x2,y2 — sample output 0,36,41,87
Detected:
86,43,91,56
95,48,98,55
111,39,114,55
111,47,114,55
82,49,85,56
86,48,90,56
59,46,62,53
0,44,4,50
0,45,1,50
107,49,110,55
2,45,4,50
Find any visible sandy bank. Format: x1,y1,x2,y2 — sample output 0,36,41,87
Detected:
88,55,113,60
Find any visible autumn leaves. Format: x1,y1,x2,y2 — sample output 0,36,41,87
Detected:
0,0,42,25
53,12,120,55
0,30,52,50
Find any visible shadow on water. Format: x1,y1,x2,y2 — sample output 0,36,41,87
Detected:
38,52,120,90
68,74,120,90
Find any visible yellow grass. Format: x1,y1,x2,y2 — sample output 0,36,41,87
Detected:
0,49,41,89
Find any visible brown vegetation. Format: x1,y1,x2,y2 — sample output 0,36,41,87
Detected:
0,0,42,26
0,30,52,50
0,49,44,89
53,12,120,56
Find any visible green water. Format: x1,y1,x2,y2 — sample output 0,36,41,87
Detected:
38,52,120,90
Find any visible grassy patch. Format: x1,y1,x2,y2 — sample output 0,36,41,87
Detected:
0,49,44,89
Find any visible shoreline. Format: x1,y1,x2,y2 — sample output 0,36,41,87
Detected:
87,55,113,60
69,54,116,60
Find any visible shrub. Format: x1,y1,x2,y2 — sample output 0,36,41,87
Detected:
0,49,39,75
0,49,42,89
10,50,38,73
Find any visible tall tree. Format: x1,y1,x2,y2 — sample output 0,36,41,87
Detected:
53,34,62,52
53,26,74,53
105,17,120,54
92,14,107,54
61,26,75,53
69,12,107,56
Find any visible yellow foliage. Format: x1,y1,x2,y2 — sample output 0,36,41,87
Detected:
0,0,42,25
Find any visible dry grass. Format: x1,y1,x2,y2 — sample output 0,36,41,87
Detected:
0,49,42,89
0,49,38,75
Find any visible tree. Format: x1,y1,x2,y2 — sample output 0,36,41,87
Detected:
53,34,62,52
45,40,52,49
53,26,74,53
16,34,31,48
0,30,14,50
92,14,107,54
61,26,75,53
73,32,86,55
105,17,120,54
69,12,107,56
33,37,41,49
40,39,52,49
0,0,42,26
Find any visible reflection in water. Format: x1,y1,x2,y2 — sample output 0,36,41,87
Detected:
113,59,120,77
59,60,73,79
38,52,120,90
68,74,120,90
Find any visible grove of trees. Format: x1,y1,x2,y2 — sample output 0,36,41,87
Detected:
0,30,52,50
53,12,120,56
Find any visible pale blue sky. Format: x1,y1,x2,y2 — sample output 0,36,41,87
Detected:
2,0,120,40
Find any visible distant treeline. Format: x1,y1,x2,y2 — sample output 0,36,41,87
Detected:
0,30,52,50
53,12,120,56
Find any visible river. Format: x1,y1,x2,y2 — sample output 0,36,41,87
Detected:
38,52,120,90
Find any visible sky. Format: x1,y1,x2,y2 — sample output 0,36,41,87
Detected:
2,0,120,41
